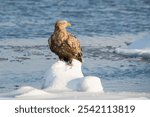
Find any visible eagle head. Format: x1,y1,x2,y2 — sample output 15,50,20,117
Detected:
55,20,71,30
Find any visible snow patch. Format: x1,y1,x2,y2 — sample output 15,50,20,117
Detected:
42,59,103,93
115,35,150,59
80,76,103,92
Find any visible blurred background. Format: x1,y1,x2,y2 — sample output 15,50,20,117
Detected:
0,0,150,39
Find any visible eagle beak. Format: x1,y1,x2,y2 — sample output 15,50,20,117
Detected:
67,22,71,27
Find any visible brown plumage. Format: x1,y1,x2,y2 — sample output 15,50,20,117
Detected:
48,20,82,64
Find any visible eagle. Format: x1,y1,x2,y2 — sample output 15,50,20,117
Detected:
48,20,82,64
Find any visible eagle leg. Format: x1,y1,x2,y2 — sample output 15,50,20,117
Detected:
63,57,71,64
59,56,72,65
59,56,64,61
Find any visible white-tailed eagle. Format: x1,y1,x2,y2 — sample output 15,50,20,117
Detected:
48,20,82,64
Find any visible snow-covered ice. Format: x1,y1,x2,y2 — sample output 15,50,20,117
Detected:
1,86,150,100
42,59,103,93
42,60,84,90
115,35,150,59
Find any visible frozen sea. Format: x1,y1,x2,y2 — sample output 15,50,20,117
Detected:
0,0,150,98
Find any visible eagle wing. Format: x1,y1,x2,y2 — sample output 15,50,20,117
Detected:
65,34,82,62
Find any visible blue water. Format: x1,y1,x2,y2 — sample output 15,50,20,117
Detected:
0,0,150,94
0,0,150,39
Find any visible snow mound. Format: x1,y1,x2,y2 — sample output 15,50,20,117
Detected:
15,87,52,99
0,86,56,99
115,35,150,59
80,76,103,92
42,59,103,93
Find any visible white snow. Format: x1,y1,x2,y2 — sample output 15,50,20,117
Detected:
115,35,150,59
1,86,150,99
42,59,103,93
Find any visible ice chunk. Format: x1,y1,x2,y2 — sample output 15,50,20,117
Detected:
42,60,103,93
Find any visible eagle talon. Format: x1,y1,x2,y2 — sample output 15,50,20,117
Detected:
67,60,73,66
